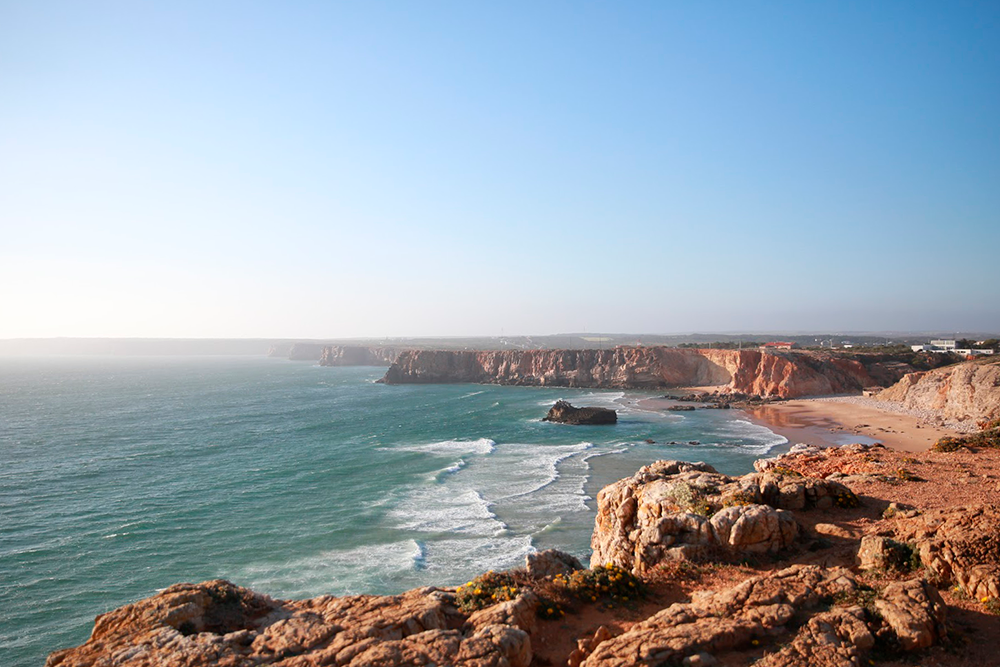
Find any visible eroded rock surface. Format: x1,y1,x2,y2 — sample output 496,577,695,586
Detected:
887,504,1000,600
877,359,1000,424
525,549,584,578
46,580,533,667
590,460,856,574
582,565,941,667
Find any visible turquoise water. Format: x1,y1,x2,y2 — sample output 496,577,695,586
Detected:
0,356,786,667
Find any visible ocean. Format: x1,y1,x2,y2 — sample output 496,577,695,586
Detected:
0,356,787,667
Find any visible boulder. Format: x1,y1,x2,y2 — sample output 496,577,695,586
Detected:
874,579,947,651
857,535,917,573
590,459,857,574
525,549,584,579
543,400,617,425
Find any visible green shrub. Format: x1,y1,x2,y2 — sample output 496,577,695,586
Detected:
455,571,520,612
556,563,644,606
834,490,860,508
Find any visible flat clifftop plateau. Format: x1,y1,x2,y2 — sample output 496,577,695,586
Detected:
318,346,401,367
49,444,1000,667
876,358,1000,424
379,346,881,398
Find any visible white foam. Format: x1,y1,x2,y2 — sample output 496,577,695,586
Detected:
476,442,591,502
537,391,626,410
240,539,426,598
389,488,506,536
394,438,497,456
459,390,487,399
418,535,534,578
698,418,789,455
433,459,468,482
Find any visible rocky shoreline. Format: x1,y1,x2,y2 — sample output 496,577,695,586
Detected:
48,437,1000,667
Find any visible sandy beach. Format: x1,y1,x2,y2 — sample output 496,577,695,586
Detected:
639,393,965,453
746,396,971,453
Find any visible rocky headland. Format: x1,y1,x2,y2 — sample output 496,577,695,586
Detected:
378,347,908,398
49,432,1000,667
318,346,401,367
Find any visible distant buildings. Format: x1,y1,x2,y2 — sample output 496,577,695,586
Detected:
761,341,797,351
911,340,994,355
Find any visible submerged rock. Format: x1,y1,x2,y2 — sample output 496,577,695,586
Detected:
543,400,617,425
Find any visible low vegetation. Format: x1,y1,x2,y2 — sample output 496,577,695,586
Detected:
933,417,1000,452
455,571,521,612
555,563,645,607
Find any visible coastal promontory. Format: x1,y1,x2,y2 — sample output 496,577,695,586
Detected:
378,346,895,398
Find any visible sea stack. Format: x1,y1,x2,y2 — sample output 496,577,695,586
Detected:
543,400,617,425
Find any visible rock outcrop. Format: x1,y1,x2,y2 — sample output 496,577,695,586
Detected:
319,346,400,367
882,505,1000,600
380,347,883,398
543,400,617,425
45,580,533,667
590,460,857,574
581,564,944,667
876,359,1000,424
525,549,584,578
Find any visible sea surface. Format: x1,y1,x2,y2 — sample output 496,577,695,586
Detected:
0,356,788,667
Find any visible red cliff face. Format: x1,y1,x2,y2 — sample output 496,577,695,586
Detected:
379,347,877,398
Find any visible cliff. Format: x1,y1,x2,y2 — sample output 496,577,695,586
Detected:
876,358,1000,424
318,346,401,367
379,346,879,398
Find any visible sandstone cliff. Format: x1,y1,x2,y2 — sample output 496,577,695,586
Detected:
379,347,880,398
876,358,1000,424
318,346,400,367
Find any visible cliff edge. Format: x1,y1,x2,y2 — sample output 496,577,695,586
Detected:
379,346,880,398
876,358,1000,424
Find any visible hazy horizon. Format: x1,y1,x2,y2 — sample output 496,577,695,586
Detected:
3,2,998,339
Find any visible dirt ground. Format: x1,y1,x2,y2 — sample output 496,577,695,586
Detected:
526,444,1000,667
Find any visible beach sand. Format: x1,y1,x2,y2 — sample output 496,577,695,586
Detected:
745,398,964,453
638,393,963,453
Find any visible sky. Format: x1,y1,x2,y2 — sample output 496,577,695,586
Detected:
1,1,998,338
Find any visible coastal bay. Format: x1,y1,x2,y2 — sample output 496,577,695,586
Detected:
0,356,784,667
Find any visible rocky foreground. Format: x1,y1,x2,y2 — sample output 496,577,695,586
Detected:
49,443,1000,667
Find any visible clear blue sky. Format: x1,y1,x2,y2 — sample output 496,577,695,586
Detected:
2,1,998,338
